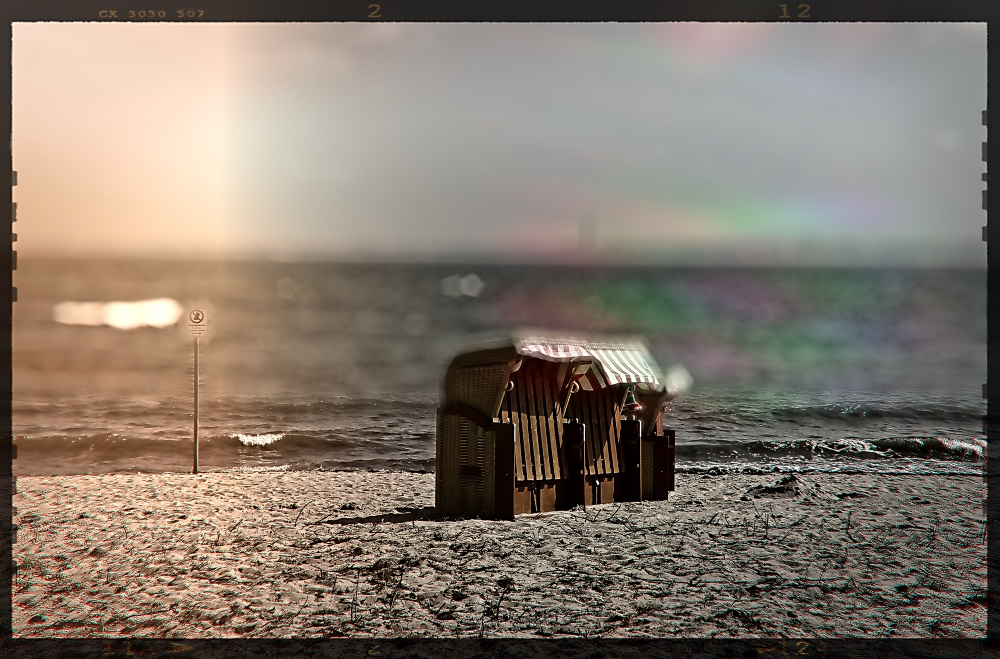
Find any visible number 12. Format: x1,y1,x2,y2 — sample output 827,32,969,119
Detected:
779,4,811,18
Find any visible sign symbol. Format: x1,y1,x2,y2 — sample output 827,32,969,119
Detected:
189,310,205,324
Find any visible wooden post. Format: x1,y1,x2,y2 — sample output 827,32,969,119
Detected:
650,433,669,501
493,423,515,520
563,420,586,510
666,428,676,492
621,419,642,501
193,335,199,474
187,308,207,474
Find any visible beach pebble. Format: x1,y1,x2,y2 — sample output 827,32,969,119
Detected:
12,470,986,638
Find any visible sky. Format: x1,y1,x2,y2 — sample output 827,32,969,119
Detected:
12,22,987,266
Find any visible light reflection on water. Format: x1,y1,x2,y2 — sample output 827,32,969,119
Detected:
13,258,986,475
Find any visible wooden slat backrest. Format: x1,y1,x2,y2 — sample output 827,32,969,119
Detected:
566,387,623,477
499,360,565,483
505,368,534,481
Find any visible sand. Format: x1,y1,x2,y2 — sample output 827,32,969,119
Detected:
12,469,986,638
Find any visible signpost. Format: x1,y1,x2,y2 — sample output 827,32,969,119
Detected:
188,309,208,474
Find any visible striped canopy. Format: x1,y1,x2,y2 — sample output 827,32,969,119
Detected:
511,334,663,390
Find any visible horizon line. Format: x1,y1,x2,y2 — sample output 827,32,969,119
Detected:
14,250,988,270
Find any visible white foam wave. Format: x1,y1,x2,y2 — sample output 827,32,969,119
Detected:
742,435,986,461
232,432,285,446
224,464,291,473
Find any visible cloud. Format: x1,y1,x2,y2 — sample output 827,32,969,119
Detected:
13,23,986,265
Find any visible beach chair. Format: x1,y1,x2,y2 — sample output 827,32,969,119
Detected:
436,334,678,519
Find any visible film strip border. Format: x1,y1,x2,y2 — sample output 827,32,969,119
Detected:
3,168,16,636
987,104,1000,646
10,171,15,301
983,107,988,444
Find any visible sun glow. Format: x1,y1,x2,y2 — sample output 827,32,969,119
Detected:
53,298,184,330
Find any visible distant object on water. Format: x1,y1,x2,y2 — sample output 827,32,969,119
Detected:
441,273,485,298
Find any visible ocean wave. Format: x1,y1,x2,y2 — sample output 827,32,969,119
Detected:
221,465,292,473
871,436,986,460
232,432,285,446
738,436,985,461
765,402,983,424
17,430,982,461
14,396,437,425
675,461,983,476
209,397,435,416
13,433,184,457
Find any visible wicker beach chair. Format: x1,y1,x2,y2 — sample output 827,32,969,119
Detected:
436,334,678,519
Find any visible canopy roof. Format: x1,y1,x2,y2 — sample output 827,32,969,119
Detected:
462,333,664,391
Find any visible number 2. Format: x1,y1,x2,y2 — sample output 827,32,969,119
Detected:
368,4,381,18
798,4,811,18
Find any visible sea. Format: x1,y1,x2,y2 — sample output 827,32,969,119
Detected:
13,257,987,478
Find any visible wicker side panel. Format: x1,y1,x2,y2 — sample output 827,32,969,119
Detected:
438,409,506,519
483,428,497,518
436,412,463,517
456,418,485,517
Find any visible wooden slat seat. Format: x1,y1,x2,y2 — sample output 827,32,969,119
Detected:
499,360,565,483
566,387,623,477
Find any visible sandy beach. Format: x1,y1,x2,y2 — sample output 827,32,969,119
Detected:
12,469,986,638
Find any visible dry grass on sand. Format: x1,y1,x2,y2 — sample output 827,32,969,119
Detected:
13,470,986,638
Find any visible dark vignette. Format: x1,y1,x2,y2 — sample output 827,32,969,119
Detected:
0,0,992,657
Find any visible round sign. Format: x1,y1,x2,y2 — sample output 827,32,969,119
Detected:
189,310,205,324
